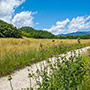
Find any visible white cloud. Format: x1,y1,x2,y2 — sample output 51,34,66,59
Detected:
0,0,38,28
44,16,90,35
36,22,39,25
43,18,70,35
0,0,25,23
0,0,90,34
12,11,34,28
68,16,90,33
56,19,70,28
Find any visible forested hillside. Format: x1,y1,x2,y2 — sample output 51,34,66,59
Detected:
20,27,57,38
0,20,57,38
59,35,90,39
0,20,90,39
0,20,22,38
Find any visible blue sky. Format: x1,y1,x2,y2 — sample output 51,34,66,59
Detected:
0,0,90,34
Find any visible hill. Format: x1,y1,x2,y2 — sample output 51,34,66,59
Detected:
0,19,90,39
0,20,57,38
0,20,22,38
20,27,57,39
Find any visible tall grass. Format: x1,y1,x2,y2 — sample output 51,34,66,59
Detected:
34,48,90,90
0,38,90,77
1,38,90,56
82,50,90,90
8,46,90,90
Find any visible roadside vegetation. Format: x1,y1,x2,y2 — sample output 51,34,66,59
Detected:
8,47,90,90
34,48,90,90
0,38,90,77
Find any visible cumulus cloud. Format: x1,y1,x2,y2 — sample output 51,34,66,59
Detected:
56,19,70,28
43,18,70,35
0,0,25,23
44,16,90,35
68,16,90,33
12,11,34,28
0,0,38,28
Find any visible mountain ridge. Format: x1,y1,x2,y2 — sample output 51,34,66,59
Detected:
57,31,90,36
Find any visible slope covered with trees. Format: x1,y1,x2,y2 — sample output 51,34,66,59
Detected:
59,35,90,39
0,20,57,38
0,20,90,39
0,20,22,38
20,27,57,39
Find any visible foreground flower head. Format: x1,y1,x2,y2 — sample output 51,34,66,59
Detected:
55,45,57,47
28,73,32,78
69,45,71,48
37,69,39,71
53,49,55,51
50,64,53,67
8,75,12,81
43,48,47,51
36,69,39,73
50,53,53,56
88,54,90,56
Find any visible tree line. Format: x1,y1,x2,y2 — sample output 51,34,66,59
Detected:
0,20,90,39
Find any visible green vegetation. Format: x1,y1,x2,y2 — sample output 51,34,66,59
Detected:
34,48,90,90
59,35,90,39
21,27,57,38
0,20,90,39
0,42,90,77
0,20,56,38
0,20,22,38
8,46,90,90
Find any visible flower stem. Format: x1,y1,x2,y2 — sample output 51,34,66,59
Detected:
10,80,13,90
30,78,31,90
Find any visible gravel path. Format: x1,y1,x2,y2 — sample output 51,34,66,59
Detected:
0,46,90,90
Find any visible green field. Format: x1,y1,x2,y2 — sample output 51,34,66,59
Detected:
0,38,90,77
33,48,90,90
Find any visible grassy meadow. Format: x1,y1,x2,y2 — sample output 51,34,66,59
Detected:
8,44,90,90
1,38,90,56
32,47,90,90
82,50,90,90
0,38,90,77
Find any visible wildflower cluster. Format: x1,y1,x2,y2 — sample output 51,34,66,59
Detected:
7,44,90,90
35,50,90,90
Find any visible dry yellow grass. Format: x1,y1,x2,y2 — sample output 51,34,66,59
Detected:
0,38,90,77
0,38,90,57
